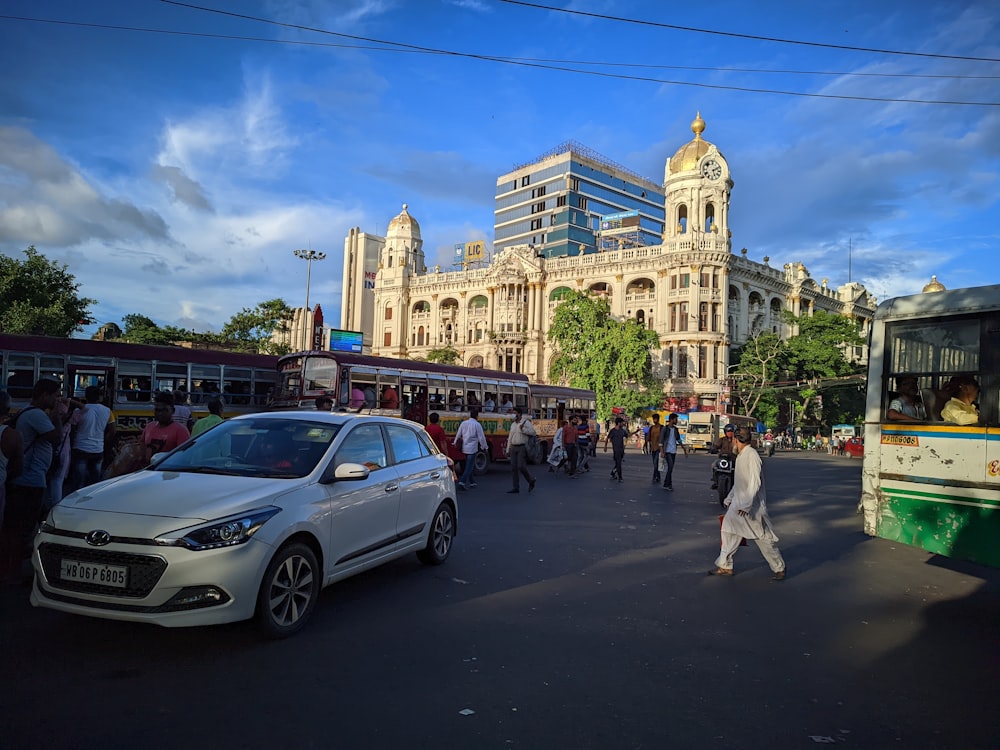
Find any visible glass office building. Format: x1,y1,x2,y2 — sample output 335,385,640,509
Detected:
494,141,664,259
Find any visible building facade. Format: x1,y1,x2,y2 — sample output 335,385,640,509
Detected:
344,114,878,412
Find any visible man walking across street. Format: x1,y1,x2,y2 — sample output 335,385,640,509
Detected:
454,407,488,490
709,426,786,580
660,413,688,491
506,408,536,494
646,413,663,482
562,417,579,477
604,417,628,481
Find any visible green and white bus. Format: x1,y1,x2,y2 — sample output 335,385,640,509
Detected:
859,283,999,567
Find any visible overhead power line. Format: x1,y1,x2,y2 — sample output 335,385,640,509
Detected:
4,5,998,105
499,0,1000,64
6,15,998,81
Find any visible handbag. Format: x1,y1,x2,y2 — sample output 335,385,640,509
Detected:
657,453,666,473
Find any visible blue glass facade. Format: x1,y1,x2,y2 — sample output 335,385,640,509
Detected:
495,149,664,258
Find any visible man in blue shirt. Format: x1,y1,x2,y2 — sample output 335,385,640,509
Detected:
660,413,689,491
1,378,62,581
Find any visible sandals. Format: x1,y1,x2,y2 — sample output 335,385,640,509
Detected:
707,567,734,576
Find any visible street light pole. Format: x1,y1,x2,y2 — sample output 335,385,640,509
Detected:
294,248,326,352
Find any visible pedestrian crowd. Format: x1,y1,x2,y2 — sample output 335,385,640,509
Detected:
0,380,227,585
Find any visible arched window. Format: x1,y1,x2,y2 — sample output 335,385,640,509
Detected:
677,205,688,234
417,326,425,346
549,286,573,302
705,202,716,232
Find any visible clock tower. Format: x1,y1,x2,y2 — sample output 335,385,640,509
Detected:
662,112,733,247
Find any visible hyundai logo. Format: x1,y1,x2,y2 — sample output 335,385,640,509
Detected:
85,530,112,547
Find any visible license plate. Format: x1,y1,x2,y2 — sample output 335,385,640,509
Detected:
60,559,128,588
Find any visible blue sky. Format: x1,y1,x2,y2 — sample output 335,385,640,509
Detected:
2,0,998,337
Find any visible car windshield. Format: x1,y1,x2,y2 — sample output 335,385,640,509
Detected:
154,418,341,478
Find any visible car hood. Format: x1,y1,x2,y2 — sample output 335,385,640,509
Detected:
50,470,297,537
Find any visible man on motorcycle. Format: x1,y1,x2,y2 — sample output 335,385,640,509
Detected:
710,424,737,489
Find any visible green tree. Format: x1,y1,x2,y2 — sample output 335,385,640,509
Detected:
782,310,866,428
122,313,182,345
547,290,661,420
425,345,461,365
219,299,294,355
0,246,96,336
730,331,784,419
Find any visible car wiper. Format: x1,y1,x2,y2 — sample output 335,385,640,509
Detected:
165,466,244,476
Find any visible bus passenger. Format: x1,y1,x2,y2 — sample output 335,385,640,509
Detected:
940,376,980,425
380,385,399,409
886,376,926,422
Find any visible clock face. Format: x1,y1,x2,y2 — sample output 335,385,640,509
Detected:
701,159,722,180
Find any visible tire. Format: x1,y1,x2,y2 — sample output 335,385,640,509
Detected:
256,542,320,639
472,449,489,475
717,474,733,507
417,501,456,565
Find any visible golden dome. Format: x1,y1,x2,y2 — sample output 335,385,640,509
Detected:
387,203,421,238
922,275,946,293
668,112,714,174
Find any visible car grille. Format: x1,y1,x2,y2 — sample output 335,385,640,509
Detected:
38,543,167,598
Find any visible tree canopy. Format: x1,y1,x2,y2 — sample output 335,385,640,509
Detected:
730,310,866,430
424,346,461,365
547,290,661,420
219,299,294,355
0,246,96,336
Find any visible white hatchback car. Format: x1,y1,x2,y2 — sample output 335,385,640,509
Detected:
31,411,457,637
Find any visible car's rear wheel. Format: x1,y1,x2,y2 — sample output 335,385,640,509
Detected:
417,502,455,565
256,542,320,638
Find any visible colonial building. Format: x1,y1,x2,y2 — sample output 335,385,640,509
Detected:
342,114,877,412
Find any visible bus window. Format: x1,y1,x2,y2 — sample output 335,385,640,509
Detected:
39,356,65,391
427,377,447,411
447,378,466,411
253,370,277,407
191,364,221,404
378,374,400,409
5,353,36,399
224,367,252,405
465,379,482,409
117,361,152,402
154,362,188,395
513,385,529,412
497,384,514,413
352,372,377,408
401,379,427,423
482,381,499,413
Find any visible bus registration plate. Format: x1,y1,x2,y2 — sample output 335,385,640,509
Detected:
60,559,128,588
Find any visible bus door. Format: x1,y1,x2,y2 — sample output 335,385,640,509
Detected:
401,377,428,424
67,364,114,402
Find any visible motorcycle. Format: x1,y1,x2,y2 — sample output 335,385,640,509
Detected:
762,438,775,457
715,453,736,507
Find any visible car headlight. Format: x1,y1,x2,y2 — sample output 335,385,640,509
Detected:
156,507,282,551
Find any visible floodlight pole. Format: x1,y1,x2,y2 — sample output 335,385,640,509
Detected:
294,249,326,351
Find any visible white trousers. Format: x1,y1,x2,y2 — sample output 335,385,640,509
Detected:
715,531,785,573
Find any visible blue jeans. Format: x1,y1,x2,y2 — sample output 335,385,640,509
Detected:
651,450,661,479
70,449,104,493
459,452,477,486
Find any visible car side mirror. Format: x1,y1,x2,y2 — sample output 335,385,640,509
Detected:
319,461,371,484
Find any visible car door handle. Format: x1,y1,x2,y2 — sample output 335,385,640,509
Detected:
429,471,441,479
385,484,399,493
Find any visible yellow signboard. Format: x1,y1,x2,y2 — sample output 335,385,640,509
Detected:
465,240,485,260
881,434,919,446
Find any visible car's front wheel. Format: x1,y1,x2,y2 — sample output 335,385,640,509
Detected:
256,542,320,638
417,502,456,565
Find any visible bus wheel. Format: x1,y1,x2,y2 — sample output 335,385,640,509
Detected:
473,449,489,475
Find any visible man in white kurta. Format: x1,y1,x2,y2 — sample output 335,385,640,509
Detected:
709,428,786,580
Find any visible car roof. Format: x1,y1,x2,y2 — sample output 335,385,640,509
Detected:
230,410,421,428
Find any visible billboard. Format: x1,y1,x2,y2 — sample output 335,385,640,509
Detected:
328,328,364,353
600,210,640,232
465,240,485,261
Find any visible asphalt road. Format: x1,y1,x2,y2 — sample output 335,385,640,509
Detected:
1,447,997,750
